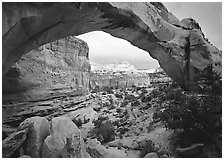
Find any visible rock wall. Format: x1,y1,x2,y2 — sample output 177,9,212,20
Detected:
90,72,151,89
2,2,222,91
2,36,90,104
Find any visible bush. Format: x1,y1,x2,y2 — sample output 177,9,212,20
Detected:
116,108,123,113
123,109,128,116
92,116,108,128
92,119,115,143
154,90,222,134
140,95,152,103
103,86,114,94
159,88,185,102
131,100,140,107
115,93,123,98
124,94,137,101
120,100,129,108
118,127,129,135
72,118,83,128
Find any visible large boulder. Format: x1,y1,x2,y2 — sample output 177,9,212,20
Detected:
18,116,50,158
42,116,87,158
144,152,159,158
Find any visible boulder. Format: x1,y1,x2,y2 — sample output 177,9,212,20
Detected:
42,116,87,158
18,116,50,157
104,147,127,158
175,143,204,157
86,139,108,158
144,152,159,158
160,154,168,158
2,128,28,158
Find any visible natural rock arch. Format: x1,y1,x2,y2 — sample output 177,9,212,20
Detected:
2,2,221,90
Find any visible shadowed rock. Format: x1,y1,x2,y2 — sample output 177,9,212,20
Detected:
2,128,28,158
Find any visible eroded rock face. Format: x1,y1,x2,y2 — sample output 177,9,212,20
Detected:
90,61,153,89
2,2,221,91
2,36,90,103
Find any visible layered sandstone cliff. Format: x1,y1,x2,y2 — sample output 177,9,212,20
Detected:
90,61,151,89
90,61,171,89
3,37,90,104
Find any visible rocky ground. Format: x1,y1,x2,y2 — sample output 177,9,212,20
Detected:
3,77,222,158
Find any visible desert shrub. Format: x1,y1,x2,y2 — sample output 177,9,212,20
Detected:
107,96,116,110
116,108,123,113
159,88,185,102
72,118,83,128
92,119,115,143
120,100,129,108
139,103,152,110
131,100,140,107
91,86,100,93
108,104,116,110
103,86,114,94
118,127,129,134
139,140,155,158
136,86,142,91
124,94,137,101
92,116,109,128
123,109,128,116
150,88,160,98
141,87,148,94
115,92,123,98
140,95,152,103
154,90,222,134
83,117,90,124
146,122,154,132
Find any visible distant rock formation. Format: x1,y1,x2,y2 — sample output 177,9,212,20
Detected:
2,2,221,91
2,37,90,104
90,61,170,89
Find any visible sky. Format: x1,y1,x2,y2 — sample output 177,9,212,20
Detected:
77,2,222,69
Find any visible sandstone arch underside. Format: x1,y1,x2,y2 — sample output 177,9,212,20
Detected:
3,2,222,90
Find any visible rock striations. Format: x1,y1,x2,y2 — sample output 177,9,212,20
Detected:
90,61,154,89
3,36,90,103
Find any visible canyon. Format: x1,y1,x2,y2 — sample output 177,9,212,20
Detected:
2,2,222,158
90,61,171,89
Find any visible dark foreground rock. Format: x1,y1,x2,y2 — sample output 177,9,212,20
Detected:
2,128,28,158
